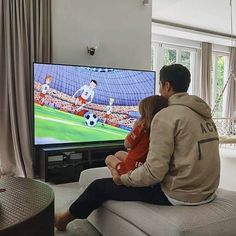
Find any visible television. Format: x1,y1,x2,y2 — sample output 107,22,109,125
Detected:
34,63,156,146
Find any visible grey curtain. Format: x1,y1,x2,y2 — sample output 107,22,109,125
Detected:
224,47,236,118
200,42,212,106
0,0,51,177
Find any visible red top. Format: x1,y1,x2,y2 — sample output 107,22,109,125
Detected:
116,123,149,175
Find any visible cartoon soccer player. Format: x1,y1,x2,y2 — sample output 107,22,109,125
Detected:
39,75,53,105
102,97,115,126
72,80,97,112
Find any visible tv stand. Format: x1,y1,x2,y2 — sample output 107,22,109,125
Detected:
36,141,124,184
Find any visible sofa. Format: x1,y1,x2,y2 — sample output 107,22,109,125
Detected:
78,167,236,236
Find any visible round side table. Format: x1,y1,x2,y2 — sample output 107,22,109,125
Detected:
0,177,54,236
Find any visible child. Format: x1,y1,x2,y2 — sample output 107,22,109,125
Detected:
105,95,168,181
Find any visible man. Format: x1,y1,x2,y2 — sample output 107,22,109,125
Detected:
55,64,220,231
119,64,220,204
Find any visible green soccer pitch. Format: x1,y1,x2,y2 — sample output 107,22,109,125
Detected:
34,104,129,145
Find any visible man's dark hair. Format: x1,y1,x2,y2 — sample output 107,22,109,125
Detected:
159,64,191,92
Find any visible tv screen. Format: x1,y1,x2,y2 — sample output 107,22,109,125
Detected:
34,63,156,145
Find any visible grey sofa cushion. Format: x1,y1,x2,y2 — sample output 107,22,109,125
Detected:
98,189,236,236
80,168,236,236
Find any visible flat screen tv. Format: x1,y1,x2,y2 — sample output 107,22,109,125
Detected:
34,63,156,145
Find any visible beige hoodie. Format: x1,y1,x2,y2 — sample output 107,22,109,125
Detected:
121,93,220,203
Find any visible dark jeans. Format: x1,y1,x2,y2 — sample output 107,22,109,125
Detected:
69,178,171,219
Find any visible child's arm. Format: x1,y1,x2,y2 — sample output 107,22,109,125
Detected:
124,138,132,149
124,120,144,149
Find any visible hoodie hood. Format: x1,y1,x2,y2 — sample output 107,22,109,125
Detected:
168,93,212,119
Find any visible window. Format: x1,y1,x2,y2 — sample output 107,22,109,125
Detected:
211,53,229,118
181,51,191,70
151,46,156,72
152,43,197,94
164,48,176,65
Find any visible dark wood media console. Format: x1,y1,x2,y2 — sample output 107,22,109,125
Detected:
36,141,124,184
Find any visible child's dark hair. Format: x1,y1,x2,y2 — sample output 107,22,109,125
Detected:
139,95,168,131
160,64,191,92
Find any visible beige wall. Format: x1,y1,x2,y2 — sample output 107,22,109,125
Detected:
52,0,152,70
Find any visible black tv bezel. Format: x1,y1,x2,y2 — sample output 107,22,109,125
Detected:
33,62,156,148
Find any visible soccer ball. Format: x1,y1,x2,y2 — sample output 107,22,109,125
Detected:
84,113,98,127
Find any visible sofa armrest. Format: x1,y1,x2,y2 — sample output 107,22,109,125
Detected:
79,167,111,189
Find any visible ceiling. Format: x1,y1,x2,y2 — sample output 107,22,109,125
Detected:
152,0,236,36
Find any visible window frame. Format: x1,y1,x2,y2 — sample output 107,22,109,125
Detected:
211,51,229,118
152,42,198,95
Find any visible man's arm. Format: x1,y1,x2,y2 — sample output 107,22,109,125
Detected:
120,112,175,187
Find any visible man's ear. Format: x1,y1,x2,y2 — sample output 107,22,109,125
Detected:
165,81,171,91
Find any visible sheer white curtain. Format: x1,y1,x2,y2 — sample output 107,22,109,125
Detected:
200,42,212,106
224,47,236,118
0,0,52,177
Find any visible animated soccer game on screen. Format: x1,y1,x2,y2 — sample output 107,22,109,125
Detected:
34,63,155,145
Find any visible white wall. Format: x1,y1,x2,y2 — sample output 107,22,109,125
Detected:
52,0,152,70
